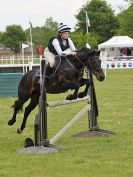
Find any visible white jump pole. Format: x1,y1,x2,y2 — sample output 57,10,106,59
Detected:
50,104,91,144
48,95,90,108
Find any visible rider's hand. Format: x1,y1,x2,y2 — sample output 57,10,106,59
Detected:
70,51,77,56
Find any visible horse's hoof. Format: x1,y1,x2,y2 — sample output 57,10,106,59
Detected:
78,92,86,98
8,119,15,126
66,94,71,100
17,128,22,134
66,94,77,100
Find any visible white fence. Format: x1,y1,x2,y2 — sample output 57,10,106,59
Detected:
0,56,40,65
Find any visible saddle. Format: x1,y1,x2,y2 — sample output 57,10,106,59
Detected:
46,55,67,78
37,55,75,79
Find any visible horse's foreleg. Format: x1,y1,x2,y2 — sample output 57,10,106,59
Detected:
62,79,79,89
61,79,81,100
17,92,39,134
8,98,27,126
78,78,91,98
66,87,79,100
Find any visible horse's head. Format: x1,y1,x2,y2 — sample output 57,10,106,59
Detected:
86,49,105,81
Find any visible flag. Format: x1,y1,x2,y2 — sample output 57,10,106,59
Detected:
22,43,29,49
38,44,43,56
29,21,32,28
29,20,33,62
85,11,91,28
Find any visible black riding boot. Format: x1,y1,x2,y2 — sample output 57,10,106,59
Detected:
46,67,53,77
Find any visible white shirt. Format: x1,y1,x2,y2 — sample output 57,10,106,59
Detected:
52,38,76,55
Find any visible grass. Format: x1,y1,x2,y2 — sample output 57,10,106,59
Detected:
0,69,133,177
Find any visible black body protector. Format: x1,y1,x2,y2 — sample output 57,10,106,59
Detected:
46,35,70,77
48,35,70,55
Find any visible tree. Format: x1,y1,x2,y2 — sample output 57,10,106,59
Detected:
71,32,99,49
75,0,119,43
117,1,133,37
44,17,58,31
0,25,26,53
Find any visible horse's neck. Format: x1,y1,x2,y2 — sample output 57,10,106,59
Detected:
53,55,86,74
71,55,87,70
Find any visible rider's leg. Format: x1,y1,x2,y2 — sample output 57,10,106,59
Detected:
44,47,55,76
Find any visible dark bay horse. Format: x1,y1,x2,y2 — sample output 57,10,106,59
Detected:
8,48,105,133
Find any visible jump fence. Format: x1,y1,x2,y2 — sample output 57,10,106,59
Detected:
17,59,115,154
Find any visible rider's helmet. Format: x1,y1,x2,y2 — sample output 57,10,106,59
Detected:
58,23,71,33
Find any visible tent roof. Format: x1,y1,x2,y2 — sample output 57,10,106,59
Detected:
98,36,133,49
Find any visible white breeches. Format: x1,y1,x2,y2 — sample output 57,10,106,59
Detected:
44,47,72,68
44,47,55,67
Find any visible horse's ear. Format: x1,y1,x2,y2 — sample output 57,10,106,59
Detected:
93,50,100,56
90,49,95,56
97,50,100,56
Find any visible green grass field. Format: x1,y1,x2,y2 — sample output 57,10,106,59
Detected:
0,69,133,177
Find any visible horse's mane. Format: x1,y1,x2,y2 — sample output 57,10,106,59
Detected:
77,47,91,53
77,47,96,57
55,48,93,62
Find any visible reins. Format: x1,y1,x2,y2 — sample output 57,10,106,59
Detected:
75,55,86,67
66,58,79,73
49,55,84,77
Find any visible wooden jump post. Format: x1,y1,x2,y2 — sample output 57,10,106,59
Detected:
34,58,49,147
88,70,99,131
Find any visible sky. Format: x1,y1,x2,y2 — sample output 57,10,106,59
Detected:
0,0,129,32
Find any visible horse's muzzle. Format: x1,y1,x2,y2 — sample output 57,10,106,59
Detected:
95,70,105,81
98,75,105,81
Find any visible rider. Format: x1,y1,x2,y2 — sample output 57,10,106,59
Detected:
44,23,77,76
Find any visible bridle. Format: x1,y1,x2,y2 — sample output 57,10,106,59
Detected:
86,56,102,76
75,55,101,75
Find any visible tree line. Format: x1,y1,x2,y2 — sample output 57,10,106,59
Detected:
0,0,132,54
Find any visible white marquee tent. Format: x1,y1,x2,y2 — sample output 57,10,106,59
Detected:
98,36,133,61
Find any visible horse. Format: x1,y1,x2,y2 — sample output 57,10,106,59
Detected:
8,47,105,134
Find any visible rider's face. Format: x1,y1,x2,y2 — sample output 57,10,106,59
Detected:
60,32,70,40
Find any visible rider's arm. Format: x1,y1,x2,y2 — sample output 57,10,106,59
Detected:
68,38,76,51
52,38,76,56
52,39,70,55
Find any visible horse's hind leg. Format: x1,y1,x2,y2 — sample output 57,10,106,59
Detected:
8,98,28,126
17,92,39,134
